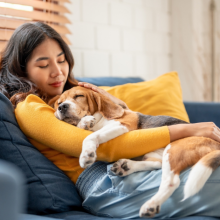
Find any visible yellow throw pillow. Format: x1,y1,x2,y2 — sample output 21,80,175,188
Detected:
100,71,189,122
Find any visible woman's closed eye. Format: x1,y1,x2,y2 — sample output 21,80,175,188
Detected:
38,59,65,68
58,59,65,63
39,64,48,68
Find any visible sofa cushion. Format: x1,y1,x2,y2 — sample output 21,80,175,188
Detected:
100,72,189,122
184,102,220,127
62,211,220,220
75,76,144,87
0,92,82,215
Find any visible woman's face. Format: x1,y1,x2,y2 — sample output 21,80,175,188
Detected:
26,38,69,98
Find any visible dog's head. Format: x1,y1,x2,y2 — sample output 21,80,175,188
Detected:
48,86,124,125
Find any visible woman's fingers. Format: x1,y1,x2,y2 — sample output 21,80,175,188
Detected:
204,122,220,143
216,125,220,133
213,126,220,142
78,82,106,94
184,122,220,143
78,82,96,89
212,131,220,142
78,82,98,91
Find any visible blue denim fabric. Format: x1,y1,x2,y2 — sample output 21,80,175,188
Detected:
76,161,220,219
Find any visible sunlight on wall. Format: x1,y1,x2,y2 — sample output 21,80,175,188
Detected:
0,2,33,11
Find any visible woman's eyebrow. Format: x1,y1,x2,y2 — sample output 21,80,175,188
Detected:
35,51,64,62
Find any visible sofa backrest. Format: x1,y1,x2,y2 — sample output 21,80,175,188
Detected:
0,92,82,215
75,76,144,86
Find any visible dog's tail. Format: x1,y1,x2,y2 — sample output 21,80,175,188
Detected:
182,150,220,201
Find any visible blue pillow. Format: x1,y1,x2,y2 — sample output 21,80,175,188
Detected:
75,76,144,87
0,92,82,215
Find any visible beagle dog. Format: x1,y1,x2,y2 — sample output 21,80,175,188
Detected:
49,86,220,218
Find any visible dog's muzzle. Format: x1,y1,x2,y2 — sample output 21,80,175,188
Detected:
58,103,69,115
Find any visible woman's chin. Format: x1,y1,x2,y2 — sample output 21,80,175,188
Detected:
47,87,64,97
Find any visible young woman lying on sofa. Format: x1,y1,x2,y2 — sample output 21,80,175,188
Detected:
1,22,220,219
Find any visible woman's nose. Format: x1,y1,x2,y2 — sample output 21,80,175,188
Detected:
50,63,62,77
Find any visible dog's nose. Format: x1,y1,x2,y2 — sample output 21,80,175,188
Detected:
58,103,69,114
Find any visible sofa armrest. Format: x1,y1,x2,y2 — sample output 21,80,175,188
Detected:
184,102,220,127
19,214,63,220
0,160,25,220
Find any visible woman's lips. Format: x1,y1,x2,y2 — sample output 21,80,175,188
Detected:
50,81,63,87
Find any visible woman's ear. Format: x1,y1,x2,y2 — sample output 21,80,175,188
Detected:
48,95,61,109
92,92,124,120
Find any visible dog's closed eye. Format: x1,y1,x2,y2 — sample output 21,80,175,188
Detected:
74,95,84,99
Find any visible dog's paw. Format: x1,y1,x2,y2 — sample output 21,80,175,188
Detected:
79,149,97,169
139,200,160,218
77,116,96,130
110,159,133,177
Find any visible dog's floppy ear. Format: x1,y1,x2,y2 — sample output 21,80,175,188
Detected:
92,92,124,120
48,95,61,109
87,92,98,115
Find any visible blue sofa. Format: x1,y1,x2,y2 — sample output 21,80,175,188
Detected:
0,77,220,220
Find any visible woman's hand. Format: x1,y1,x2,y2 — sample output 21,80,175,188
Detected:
78,82,129,109
168,122,220,143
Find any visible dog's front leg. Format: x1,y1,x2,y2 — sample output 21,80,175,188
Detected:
77,116,96,130
79,121,129,168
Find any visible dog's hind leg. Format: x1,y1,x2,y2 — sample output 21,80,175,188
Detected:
139,144,180,218
183,150,220,200
142,148,164,161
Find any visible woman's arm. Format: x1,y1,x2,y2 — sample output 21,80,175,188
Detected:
15,94,169,162
15,95,220,163
168,122,220,143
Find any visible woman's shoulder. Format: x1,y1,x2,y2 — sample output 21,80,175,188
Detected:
16,94,51,109
15,94,54,118
22,94,47,104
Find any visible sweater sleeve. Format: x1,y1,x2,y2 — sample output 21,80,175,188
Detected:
15,95,170,162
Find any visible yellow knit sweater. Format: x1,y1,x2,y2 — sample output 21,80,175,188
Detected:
15,94,170,184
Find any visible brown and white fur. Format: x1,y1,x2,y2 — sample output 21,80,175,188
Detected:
49,86,220,218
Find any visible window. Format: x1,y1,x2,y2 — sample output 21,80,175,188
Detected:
0,0,71,52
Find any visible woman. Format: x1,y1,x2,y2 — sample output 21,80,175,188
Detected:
1,22,220,219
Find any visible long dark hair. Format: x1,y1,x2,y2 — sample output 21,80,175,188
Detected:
0,22,78,107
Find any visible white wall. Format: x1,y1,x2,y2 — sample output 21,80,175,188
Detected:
64,0,220,102
214,0,220,101
171,0,212,101
171,0,220,102
65,0,171,80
